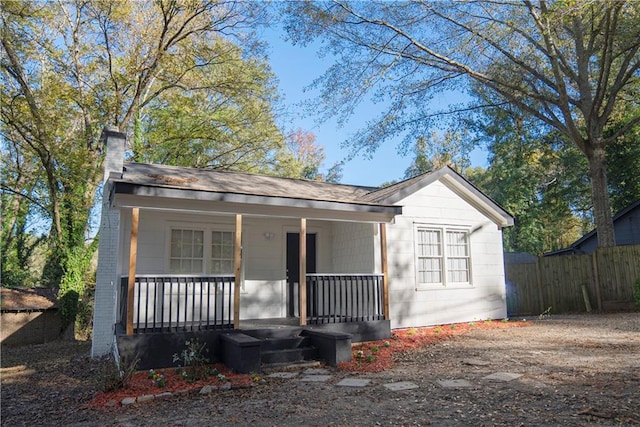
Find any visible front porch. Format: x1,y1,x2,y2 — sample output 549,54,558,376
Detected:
116,274,391,371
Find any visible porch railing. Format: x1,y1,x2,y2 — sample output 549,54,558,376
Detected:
306,274,384,324
119,275,234,334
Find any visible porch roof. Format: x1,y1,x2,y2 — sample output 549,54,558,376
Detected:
110,163,402,222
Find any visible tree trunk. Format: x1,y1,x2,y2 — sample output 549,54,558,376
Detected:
587,145,616,247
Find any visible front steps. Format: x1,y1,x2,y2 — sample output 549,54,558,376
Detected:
220,326,353,373
243,327,319,368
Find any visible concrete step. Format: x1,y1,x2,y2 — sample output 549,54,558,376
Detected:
243,327,304,340
259,336,311,351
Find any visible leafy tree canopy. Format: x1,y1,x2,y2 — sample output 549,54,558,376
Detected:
284,0,640,247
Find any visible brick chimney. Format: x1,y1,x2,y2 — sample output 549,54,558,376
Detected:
101,126,126,182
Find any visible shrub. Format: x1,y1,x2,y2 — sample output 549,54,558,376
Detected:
97,353,139,392
173,339,210,382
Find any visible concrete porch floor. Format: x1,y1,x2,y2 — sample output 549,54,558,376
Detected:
239,317,301,329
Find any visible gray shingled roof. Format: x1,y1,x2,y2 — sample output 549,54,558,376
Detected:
110,163,512,226
119,163,381,205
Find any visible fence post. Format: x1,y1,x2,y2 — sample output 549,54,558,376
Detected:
591,250,603,311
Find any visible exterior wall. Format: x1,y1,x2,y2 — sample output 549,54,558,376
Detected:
387,180,508,329
331,222,376,273
116,211,341,320
1,310,62,346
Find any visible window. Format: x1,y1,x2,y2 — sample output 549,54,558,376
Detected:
211,231,235,274
169,229,204,273
168,228,235,274
416,226,471,287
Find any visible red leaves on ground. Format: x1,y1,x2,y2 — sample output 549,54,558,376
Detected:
338,320,529,373
87,364,252,409
87,320,529,409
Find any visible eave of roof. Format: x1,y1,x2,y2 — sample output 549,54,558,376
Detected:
110,163,402,221
366,166,514,228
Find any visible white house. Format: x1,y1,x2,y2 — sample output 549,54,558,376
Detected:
91,128,513,371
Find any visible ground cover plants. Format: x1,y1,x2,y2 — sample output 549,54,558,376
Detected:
339,319,529,372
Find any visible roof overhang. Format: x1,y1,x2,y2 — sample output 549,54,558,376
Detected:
111,181,401,223
373,166,514,229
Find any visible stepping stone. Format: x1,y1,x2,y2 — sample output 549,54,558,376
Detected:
304,368,330,375
463,359,491,366
299,375,332,382
268,372,299,379
437,379,473,388
483,372,522,382
383,381,419,391
336,378,371,387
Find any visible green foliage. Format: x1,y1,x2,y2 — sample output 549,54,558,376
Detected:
57,241,98,329
403,131,472,179
465,99,592,254
1,1,296,308
172,339,210,382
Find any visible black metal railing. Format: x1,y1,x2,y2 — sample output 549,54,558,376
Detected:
306,274,384,324
119,275,234,333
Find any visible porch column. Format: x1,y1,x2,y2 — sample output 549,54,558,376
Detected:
233,214,242,329
299,218,307,326
126,208,140,335
380,223,390,320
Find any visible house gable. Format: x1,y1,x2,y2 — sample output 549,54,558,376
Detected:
367,166,514,229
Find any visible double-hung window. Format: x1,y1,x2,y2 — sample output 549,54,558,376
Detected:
415,225,471,288
169,228,235,275
210,231,235,274
169,229,204,273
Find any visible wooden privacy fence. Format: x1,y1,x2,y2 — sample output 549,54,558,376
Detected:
506,244,640,316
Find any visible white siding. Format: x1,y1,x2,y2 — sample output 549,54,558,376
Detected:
331,222,376,273
387,179,507,328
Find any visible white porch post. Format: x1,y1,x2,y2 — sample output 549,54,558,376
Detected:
233,214,242,329
299,218,307,326
126,208,139,335
380,223,390,320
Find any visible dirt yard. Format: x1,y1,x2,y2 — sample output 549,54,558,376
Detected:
1,313,639,426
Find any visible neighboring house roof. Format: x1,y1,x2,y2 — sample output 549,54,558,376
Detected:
108,163,513,227
0,288,57,312
544,199,640,256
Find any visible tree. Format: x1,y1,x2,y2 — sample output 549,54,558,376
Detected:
403,130,471,179
465,101,592,254
276,128,344,182
284,0,640,247
605,103,640,213
1,0,281,318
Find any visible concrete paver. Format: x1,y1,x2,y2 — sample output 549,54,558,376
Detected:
483,372,522,382
383,381,419,391
336,378,372,387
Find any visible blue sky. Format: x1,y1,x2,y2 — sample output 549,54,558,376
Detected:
262,27,488,187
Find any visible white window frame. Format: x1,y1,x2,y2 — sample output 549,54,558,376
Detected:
414,224,472,290
167,224,244,289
